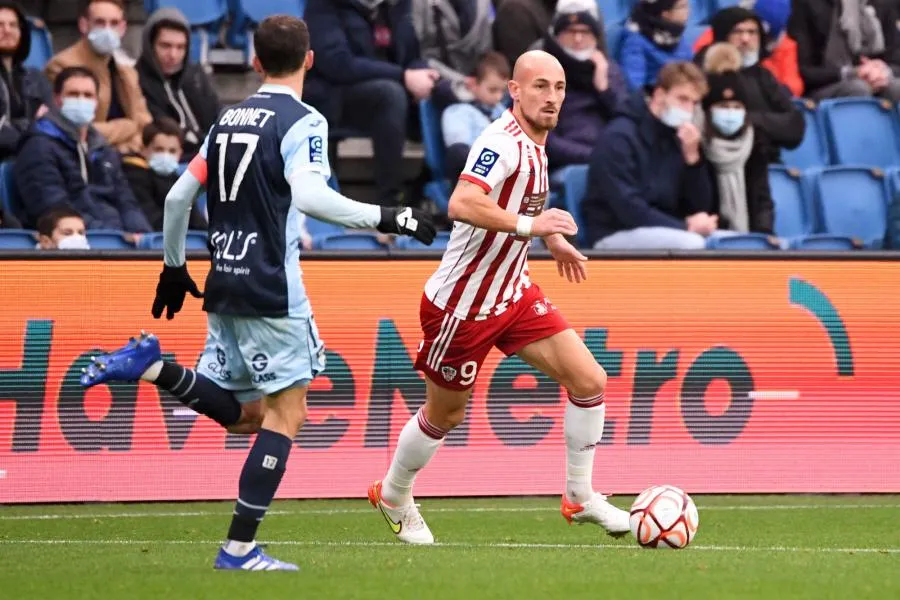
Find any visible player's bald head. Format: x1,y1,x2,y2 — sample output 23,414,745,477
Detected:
512,50,565,85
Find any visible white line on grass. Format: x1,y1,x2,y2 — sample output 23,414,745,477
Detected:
1,504,899,521
0,539,897,555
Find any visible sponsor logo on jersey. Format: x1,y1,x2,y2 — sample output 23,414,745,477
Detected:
533,301,548,316
472,148,499,177
251,353,269,372
441,365,458,382
216,346,227,366
205,362,232,381
521,192,547,217
309,135,324,165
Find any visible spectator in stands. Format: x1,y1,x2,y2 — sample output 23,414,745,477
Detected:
493,0,557,67
619,0,693,90
696,7,804,164
789,0,900,100
543,1,628,170
693,0,803,97
412,0,494,109
137,8,221,160
15,66,151,233
305,0,439,208
36,205,90,249
45,0,151,154
584,62,727,250
123,117,206,231
0,1,52,161
701,44,774,234
441,52,508,181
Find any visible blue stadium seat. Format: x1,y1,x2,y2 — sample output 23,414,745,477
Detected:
555,164,589,246
706,233,780,250
782,99,830,169
597,0,629,30
813,166,889,248
185,230,209,250
238,1,306,66
86,230,133,249
148,0,226,26
0,229,35,249
769,165,813,238
684,25,709,49
398,231,451,251
605,22,624,59
316,233,385,251
0,159,18,218
689,0,710,24
887,167,900,203
304,216,343,241
23,17,52,70
419,99,450,212
820,98,900,168
788,235,858,250
140,231,209,250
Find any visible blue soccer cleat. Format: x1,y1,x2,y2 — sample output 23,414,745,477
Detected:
80,332,161,388
214,545,300,571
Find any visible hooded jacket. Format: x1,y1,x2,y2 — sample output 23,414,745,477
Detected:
695,8,804,163
136,8,221,159
122,154,207,231
45,29,152,154
14,108,151,232
582,92,714,245
543,33,628,168
0,1,52,161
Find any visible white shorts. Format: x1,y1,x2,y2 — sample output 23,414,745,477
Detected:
196,313,326,403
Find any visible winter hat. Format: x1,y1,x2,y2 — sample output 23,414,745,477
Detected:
750,0,791,40
635,0,681,18
553,0,602,37
710,7,763,42
703,71,748,109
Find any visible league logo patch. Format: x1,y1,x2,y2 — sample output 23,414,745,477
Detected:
472,148,499,177
441,365,458,382
309,135,324,165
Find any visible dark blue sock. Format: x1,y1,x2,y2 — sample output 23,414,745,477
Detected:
155,362,241,427
227,429,293,542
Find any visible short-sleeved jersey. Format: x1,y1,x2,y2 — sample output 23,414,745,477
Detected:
196,84,331,318
424,110,549,321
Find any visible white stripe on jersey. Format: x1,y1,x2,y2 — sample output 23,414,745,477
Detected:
424,110,548,321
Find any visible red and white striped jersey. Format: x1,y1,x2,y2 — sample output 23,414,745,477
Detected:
424,110,549,321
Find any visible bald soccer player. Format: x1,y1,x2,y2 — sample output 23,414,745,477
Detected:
368,50,631,544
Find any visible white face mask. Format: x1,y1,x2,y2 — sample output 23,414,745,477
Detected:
561,45,594,62
56,234,90,250
87,27,121,55
661,103,693,128
742,50,759,68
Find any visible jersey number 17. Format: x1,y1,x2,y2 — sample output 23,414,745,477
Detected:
215,133,260,203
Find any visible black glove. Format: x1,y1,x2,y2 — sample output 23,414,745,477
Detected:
377,206,437,246
151,264,203,320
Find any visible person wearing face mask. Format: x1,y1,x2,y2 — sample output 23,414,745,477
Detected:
695,7,804,164
45,0,151,155
13,66,151,234
701,43,774,235
619,0,694,91
583,62,727,250
693,0,803,97
0,1,53,162
541,0,627,170
122,117,206,231
137,8,221,161
36,205,90,250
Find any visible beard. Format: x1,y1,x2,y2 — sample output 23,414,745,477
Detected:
522,110,559,133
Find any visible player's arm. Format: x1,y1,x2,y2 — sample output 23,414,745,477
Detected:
448,135,577,238
282,115,435,244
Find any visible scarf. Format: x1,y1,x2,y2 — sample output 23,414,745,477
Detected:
627,2,685,51
839,0,884,55
703,125,754,233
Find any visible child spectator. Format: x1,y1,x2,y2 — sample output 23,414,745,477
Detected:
36,205,90,249
122,117,206,231
441,51,509,181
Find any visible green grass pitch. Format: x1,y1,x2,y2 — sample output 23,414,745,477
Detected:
1,495,898,599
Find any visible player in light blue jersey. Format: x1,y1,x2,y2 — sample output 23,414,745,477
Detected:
79,15,435,571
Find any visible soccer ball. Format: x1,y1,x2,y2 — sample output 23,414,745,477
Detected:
629,485,699,549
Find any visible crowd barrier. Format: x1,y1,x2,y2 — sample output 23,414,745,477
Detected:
1,253,898,502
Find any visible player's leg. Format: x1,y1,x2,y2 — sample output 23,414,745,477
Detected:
513,328,630,536
214,313,325,571
79,330,257,432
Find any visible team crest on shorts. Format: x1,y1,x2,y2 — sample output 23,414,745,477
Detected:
441,365,458,382
533,301,548,316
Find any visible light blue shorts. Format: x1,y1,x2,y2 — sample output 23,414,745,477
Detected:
196,313,326,403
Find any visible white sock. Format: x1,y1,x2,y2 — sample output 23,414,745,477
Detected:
381,408,446,506
224,539,256,557
141,360,163,382
564,393,606,504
